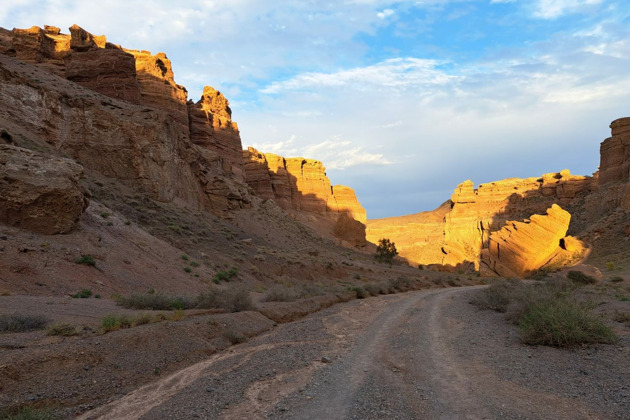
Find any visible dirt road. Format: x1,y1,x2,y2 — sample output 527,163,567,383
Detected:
81,287,629,420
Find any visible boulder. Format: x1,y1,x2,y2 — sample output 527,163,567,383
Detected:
334,212,367,247
0,144,89,234
479,204,571,277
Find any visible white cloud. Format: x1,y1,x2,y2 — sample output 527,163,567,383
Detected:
534,0,604,19
377,8,395,19
261,58,457,94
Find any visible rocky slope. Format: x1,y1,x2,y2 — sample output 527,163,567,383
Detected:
368,118,630,276
0,24,365,244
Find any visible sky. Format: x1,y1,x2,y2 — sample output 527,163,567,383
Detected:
2,0,629,219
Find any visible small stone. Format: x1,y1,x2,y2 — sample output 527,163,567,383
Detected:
206,387,214,393
321,356,332,363
83,365,90,371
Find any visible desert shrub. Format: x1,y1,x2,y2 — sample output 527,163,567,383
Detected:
389,276,413,292
375,238,398,265
224,329,247,344
1,407,53,420
470,278,526,313
101,314,133,332
0,314,49,332
184,267,192,273
71,289,92,298
116,294,195,310
196,287,254,312
213,267,239,283
613,311,630,327
606,261,615,271
297,283,324,298
262,286,297,302
364,283,384,296
46,323,79,336
348,286,367,299
518,299,617,347
567,271,597,285
447,277,462,287
610,276,624,283
75,255,96,266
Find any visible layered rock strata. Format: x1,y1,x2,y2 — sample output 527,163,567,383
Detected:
243,147,367,224
367,170,592,274
479,204,572,277
0,25,249,216
0,144,89,234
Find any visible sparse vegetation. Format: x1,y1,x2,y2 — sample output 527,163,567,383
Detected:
213,267,239,283
184,266,192,273
116,293,195,310
224,329,247,344
375,238,398,265
348,285,367,299
0,407,53,420
0,314,49,332
567,271,597,285
196,287,254,312
519,300,617,347
47,323,80,336
181,254,189,261
262,286,297,302
71,289,93,298
606,261,615,271
610,276,624,283
75,255,96,266
472,278,618,347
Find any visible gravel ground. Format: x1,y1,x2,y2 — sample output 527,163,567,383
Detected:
80,286,629,420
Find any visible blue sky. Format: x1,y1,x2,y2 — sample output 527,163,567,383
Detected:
2,0,630,218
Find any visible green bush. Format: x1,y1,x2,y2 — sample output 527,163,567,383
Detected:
75,255,96,266
102,314,133,332
567,271,597,285
519,299,617,347
374,238,398,265
0,314,49,332
470,278,526,313
348,286,367,299
72,289,92,298
213,267,239,283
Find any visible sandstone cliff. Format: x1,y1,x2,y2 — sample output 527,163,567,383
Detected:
243,147,367,224
0,25,249,217
479,204,572,277
367,169,592,274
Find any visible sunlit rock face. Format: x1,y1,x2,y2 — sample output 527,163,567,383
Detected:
0,25,250,217
0,144,89,234
243,147,367,224
479,204,573,277
367,170,593,272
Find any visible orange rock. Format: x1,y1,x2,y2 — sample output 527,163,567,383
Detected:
480,204,572,277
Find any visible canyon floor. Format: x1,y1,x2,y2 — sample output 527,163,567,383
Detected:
55,286,629,420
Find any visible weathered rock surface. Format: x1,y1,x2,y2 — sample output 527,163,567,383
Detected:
243,147,366,224
0,144,89,234
0,25,251,217
189,86,242,173
0,45,248,217
367,170,592,271
479,205,572,277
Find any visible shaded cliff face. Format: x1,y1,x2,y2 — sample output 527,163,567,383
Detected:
0,25,248,217
243,147,367,224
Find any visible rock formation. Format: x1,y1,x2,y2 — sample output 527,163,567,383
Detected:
243,147,367,224
479,204,572,277
0,25,250,217
367,170,592,272
0,144,89,234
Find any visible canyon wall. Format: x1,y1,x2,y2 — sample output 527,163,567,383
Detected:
243,147,367,224
0,25,249,217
